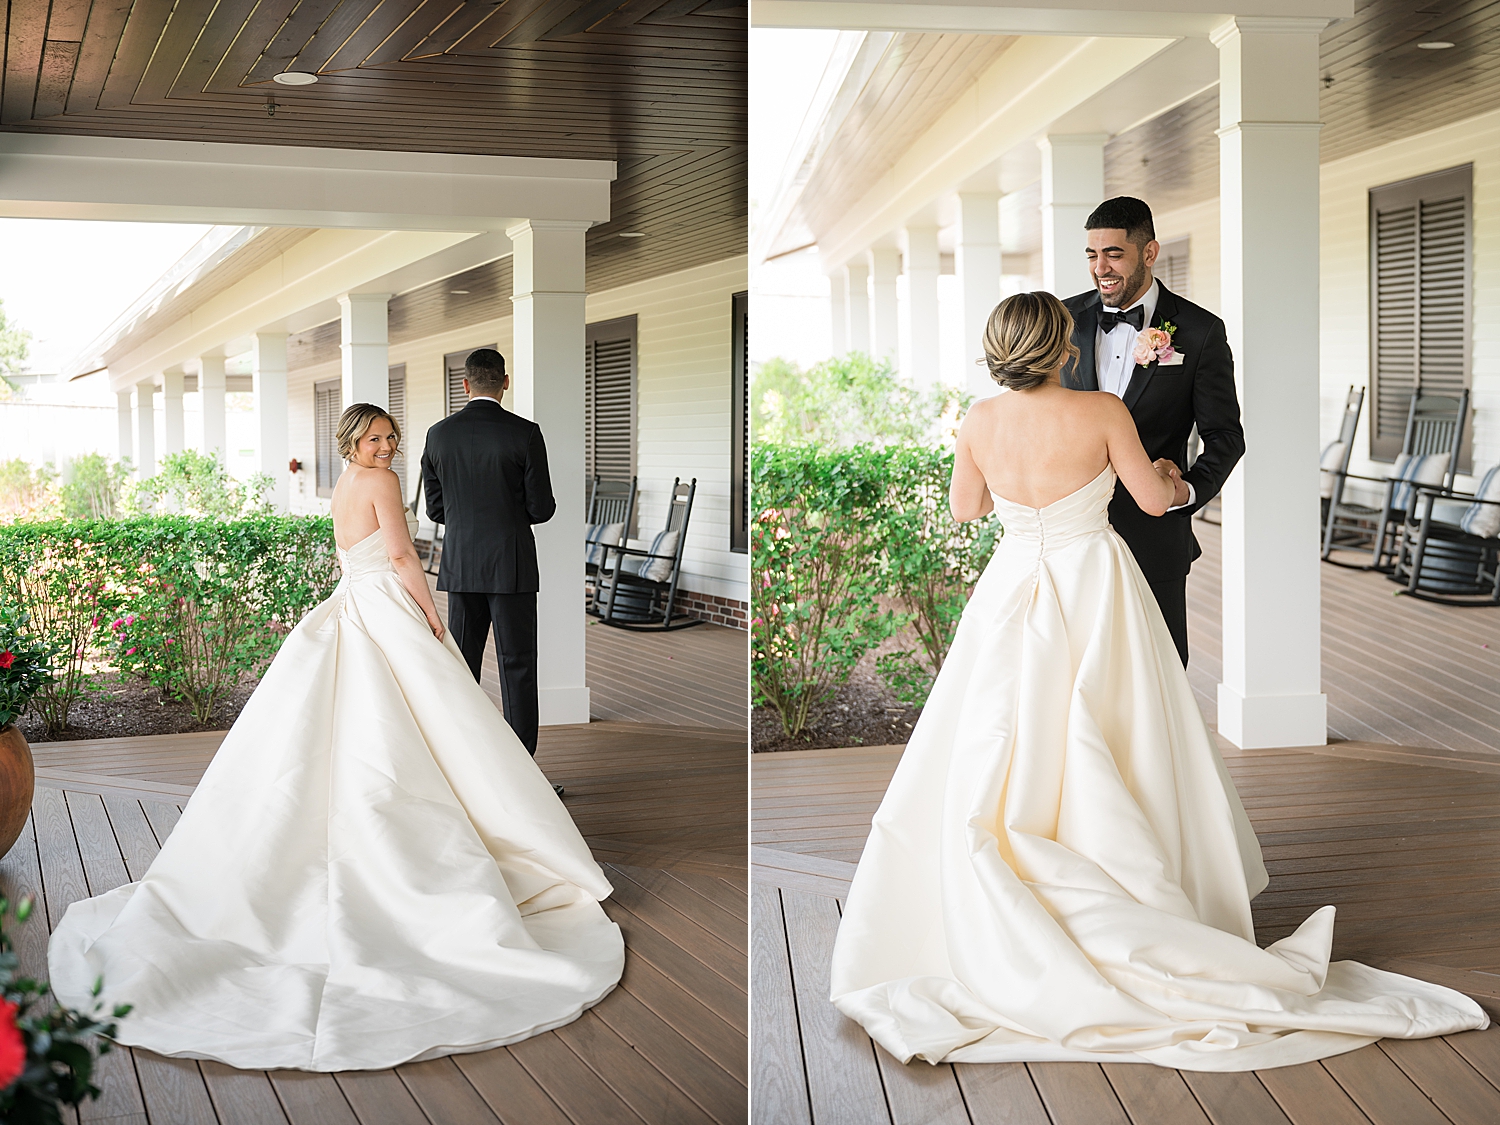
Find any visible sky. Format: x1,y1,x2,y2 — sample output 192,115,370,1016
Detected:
0,218,212,377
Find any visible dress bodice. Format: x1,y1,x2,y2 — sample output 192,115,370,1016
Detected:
337,529,395,579
989,466,1115,553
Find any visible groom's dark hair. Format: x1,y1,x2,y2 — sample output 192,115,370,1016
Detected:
465,348,507,393
1085,197,1155,248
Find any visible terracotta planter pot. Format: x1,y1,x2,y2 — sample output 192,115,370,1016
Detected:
0,724,35,859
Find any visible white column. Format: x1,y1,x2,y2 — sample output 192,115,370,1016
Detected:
253,332,289,512
132,379,156,479
957,191,1003,398
901,226,940,388
199,355,226,459
338,293,391,409
116,391,133,465
1214,16,1328,749
162,370,185,456
844,262,871,354
869,247,901,367
1039,134,1106,298
829,276,848,356
507,218,591,727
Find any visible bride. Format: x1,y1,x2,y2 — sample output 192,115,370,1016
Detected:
48,404,623,1072
829,292,1486,1071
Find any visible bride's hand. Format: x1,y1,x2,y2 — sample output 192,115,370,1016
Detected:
427,612,445,641
1153,458,1181,482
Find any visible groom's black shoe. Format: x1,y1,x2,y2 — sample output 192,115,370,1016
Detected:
553,783,565,798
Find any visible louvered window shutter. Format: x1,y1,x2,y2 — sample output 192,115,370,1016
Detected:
1369,165,1472,464
731,291,749,553
314,379,343,498
388,365,407,499
585,317,637,486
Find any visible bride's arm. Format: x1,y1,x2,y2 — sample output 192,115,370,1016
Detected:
950,408,995,522
371,470,445,639
1102,397,1178,517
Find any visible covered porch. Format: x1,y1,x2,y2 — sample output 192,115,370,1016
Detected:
751,520,1500,1122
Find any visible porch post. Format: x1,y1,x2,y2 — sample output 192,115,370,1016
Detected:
162,370,185,456
901,225,940,388
253,332,290,512
132,379,155,479
1213,16,1328,748
957,191,1002,398
507,218,592,726
844,261,871,354
869,246,901,367
1039,134,1105,298
116,391,133,465
199,354,226,459
339,293,391,409
829,275,848,356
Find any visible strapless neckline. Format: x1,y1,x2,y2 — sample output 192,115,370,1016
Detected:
989,465,1113,513
335,528,383,556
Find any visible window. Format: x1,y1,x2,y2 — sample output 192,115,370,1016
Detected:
731,290,748,553
1157,237,1189,298
585,315,637,484
444,345,497,417
314,379,342,498
1369,165,1472,464
388,364,407,500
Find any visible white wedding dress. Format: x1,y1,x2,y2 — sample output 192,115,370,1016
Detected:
830,467,1486,1071
48,530,624,1071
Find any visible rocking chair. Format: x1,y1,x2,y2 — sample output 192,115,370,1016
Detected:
1322,389,1468,571
1392,467,1500,605
585,475,638,582
592,477,702,630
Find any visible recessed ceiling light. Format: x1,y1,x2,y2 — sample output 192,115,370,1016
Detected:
619,232,646,238
272,71,318,85
1417,41,1455,49
450,289,470,295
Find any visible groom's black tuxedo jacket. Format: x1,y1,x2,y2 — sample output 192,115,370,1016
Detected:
420,399,556,594
1060,282,1244,584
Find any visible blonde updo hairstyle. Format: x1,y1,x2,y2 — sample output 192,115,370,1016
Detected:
336,402,402,462
982,291,1080,391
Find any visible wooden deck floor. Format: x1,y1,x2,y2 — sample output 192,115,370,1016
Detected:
1189,518,1500,754
9,721,748,1125
752,742,1500,1124
427,582,748,732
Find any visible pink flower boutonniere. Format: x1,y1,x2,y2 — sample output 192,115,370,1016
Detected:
1133,320,1182,367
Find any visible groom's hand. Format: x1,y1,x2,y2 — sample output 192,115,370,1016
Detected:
1153,459,1191,508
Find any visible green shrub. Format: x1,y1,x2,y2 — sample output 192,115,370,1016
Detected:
753,353,967,449
59,454,132,520
0,606,51,729
751,444,904,738
0,517,339,731
137,450,272,519
0,460,58,522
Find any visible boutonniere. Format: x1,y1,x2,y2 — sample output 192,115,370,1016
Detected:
1133,320,1184,367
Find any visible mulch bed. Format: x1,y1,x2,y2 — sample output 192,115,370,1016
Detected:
17,671,254,744
752,628,924,753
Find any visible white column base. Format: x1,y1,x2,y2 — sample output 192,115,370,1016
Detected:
539,686,592,727
1217,683,1327,749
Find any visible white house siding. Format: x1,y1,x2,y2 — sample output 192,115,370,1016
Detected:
1153,197,1221,316
584,255,750,608
283,253,749,614
1320,108,1500,492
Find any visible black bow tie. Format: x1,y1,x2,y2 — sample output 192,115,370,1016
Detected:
1099,305,1145,332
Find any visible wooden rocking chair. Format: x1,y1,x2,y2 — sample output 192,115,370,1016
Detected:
1392,467,1500,605
1322,389,1468,571
585,475,638,582
592,477,702,630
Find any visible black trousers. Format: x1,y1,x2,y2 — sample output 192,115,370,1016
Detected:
448,591,540,755
1147,575,1190,668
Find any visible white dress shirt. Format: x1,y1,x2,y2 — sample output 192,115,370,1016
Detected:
1095,278,1194,509
1095,278,1159,400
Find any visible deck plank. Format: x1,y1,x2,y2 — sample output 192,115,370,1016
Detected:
780,889,891,1125
450,1050,570,1125
1101,1064,1212,1125
553,1010,717,1125
508,1032,647,1124
952,1064,1050,1125
1178,1072,1293,1125
200,1061,291,1125
1028,1064,1130,1125
392,1059,498,1125
1253,1063,1372,1125
1378,1037,1500,1124
1320,1045,1450,1125
331,1070,433,1125
751,886,813,1125
872,1046,969,1125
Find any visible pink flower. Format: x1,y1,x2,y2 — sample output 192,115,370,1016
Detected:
0,999,23,1089
125,614,136,626
125,647,137,656
165,639,174,646
0,652,12,670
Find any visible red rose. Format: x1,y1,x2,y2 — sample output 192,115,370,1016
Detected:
0,999,23,1089
0,651,13,670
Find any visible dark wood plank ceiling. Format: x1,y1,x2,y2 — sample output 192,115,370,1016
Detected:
0,0,746,294
1107,0,1500,213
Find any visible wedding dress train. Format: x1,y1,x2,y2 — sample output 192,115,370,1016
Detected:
47,530,624,1071
830,468,1486,1071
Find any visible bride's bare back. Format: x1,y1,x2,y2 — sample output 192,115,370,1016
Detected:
951,383,1177,519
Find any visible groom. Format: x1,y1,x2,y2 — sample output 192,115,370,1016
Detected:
1061,196,1244,665
421,348,560,788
